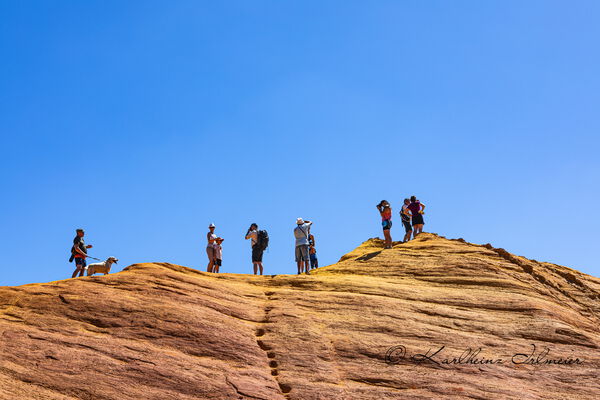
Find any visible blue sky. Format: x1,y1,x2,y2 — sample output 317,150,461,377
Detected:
1,1,599,286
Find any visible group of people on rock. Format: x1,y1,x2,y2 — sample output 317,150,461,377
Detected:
376,196,426,249
68,198,427,278
205,218,319,276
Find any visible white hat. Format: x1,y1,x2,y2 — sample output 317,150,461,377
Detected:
296,218,304,225
208,223,215,228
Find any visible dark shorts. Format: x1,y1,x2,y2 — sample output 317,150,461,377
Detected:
295,245,310,262
75,257,86,268
402,220,413,233
252,246,264,262
382,219,392,231
214,258,222,266
412,214,425,226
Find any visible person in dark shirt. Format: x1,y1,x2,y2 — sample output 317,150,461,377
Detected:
71,228,92,278
407,196,426,239
400,198,413,243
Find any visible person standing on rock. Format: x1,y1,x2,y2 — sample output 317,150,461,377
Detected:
407,196,426,238
400,198,413,243
245,223,264,275
71,228,92,278
294,218,312,274
376,200,393,249
206,223,217,272
213,237,224,273
308,229,319,269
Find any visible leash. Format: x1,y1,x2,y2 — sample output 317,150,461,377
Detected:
73,254,101,261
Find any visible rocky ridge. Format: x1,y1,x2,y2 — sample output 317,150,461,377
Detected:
1,233,599,399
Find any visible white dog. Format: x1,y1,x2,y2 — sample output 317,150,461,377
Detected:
86,257,118,276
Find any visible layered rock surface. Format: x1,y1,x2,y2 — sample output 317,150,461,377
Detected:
1,233,599,399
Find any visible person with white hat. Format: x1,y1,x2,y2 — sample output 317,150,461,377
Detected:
294,218,312,274
206,223,218,272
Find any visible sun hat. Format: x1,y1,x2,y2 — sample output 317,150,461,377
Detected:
208,223,216,228
296,218,304,225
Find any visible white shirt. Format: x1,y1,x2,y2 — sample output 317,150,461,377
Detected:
294,223,312,246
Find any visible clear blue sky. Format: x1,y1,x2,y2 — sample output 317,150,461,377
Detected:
1,1,599,286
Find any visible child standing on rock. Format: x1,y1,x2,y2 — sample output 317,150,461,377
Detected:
308,231,319,269
213,237,224,273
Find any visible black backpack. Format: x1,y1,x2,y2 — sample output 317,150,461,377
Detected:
256,230,269,250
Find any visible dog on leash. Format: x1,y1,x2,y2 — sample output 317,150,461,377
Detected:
86,257,118,276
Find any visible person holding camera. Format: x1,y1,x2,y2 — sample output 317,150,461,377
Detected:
376,200,393,249
245,223,264,275
294,218,312,274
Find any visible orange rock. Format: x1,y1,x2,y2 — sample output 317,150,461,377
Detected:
1,233,599,399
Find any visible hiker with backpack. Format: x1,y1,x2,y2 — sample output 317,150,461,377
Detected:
206,223,218,272
70,228,92,278
376,200,393,249
294,218,312,274
407,196,426,238
400,198,413,243
245,223,268,275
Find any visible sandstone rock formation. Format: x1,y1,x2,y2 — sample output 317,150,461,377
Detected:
1,233,599,399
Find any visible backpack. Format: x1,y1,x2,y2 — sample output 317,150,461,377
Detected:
256,230,269,250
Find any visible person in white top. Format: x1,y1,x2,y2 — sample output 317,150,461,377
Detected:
294,218,313,274
206,223,217,272
213,237,224,273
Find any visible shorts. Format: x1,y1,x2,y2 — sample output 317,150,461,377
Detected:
382,219,392,230
402,220,413,233
252,246,264,262
295,245,310,262
75,257,86,268
412,214,425,226
214,258,222,266
206,246,216,260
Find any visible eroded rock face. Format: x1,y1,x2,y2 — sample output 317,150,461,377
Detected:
1,233,599,399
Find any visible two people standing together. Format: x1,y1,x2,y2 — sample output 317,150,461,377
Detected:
206,223,224,273
377,196,426,249
294,218,318,275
